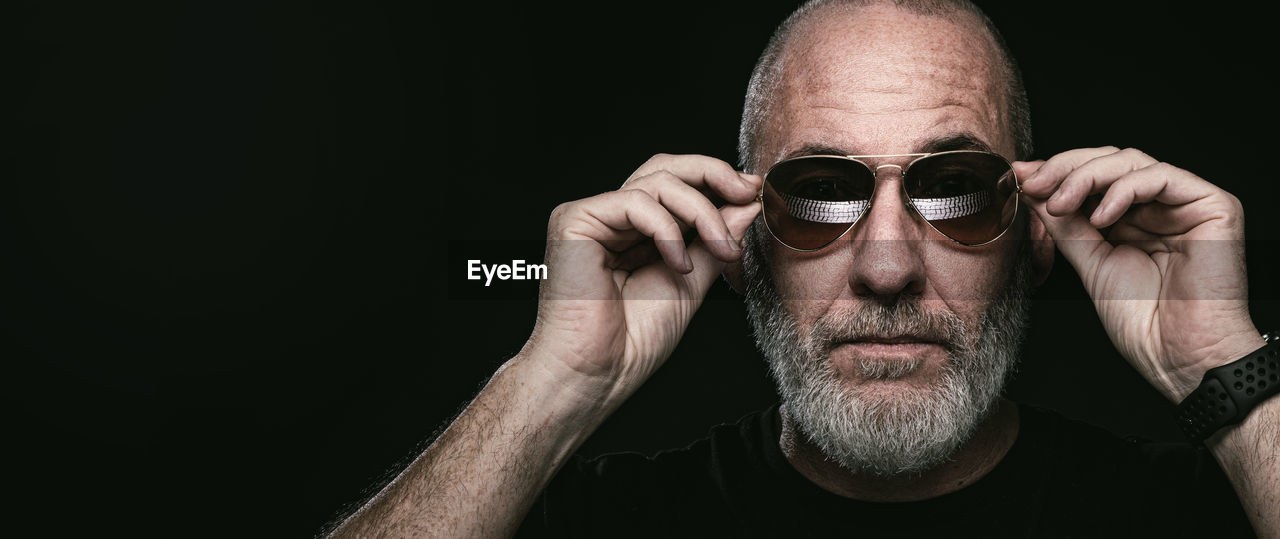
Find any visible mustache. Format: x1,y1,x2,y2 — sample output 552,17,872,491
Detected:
807,299,971,354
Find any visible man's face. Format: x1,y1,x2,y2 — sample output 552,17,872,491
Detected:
744,6,1036,476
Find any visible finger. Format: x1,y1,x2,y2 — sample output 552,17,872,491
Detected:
1106,219,1167,253
598,229,645,253
626,153,761,204
1019,146,1120,198
1021,192,1111,291
720,201,762,249
1012,160,1045,184
1047,148,1158,217
681,202,763,297
607,201,762,271
1119,202,1218,236
568,190,693,273
623,171,742,262
612,241,660,272
1088,162,1217,228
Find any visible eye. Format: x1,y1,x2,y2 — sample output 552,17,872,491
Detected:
790,176,868,200
914,171,984,198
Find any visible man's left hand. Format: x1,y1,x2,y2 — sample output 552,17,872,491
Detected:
1016,147,1261,402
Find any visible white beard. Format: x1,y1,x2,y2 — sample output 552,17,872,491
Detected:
742,226,1033,477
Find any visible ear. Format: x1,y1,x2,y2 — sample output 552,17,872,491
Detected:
1027,210,1055,286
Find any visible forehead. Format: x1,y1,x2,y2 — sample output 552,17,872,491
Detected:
766,5,1011,163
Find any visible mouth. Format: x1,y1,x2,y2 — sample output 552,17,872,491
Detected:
828,335,947,369
854,335,941,345
834,334,945,352
837,341,940,358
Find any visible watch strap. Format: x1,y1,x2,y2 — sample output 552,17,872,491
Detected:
1177,336,1280,443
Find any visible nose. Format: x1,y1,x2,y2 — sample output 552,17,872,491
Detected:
845,165,927,300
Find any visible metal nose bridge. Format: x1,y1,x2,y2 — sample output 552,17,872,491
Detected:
874,163,904,174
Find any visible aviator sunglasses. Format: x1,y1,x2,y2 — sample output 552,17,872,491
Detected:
759,150,1021,251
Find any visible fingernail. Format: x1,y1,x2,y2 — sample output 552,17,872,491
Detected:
1089,202,1107,224
683,251,693,271
730,236,742,252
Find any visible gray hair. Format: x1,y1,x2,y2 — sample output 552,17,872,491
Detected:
737,0,1033,173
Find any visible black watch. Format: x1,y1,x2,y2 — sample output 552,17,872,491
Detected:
1176,331,1280,443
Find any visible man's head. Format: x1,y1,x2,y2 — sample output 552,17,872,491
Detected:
727,0,1055,476
738,0,1033,174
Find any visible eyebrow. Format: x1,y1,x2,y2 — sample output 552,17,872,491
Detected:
916,133,994,154
780,133,995,160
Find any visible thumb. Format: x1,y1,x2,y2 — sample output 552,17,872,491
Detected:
1020,192,1110,293
1012,160,1045,182
684,202,760,297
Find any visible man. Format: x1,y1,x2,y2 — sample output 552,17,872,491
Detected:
332,0,1277,536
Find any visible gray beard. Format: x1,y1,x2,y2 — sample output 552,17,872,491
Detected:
742,225,1034,477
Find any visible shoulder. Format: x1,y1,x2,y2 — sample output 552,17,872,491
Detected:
1016,402,1202,468
523,409,772,536
576,406,772,483
1011,402,1252,535
1013,402,1205,485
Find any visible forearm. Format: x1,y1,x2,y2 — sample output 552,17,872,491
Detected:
330,354,622,538
1208,394,1280,538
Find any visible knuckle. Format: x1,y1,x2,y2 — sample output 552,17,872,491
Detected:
1149,161,1180,176
631,169,679,189
704,155,734,172
1209,197,1244,227
620,171,655,190
547,202,576,235
622,189,649,204
646,153,673,164
1211,188,1244,212
650,169,681,185
655,218,683,238
1060,166,1089,185
1120,147,1153,162
549,201,571,223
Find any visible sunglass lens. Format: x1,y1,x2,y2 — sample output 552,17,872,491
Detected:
762,157,875,250
905,152,1018,245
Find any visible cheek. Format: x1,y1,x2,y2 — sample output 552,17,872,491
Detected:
922,240,1020,330
923,244,1006,299
768,244,852,325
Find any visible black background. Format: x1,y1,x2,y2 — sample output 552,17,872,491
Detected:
10,1,1278,535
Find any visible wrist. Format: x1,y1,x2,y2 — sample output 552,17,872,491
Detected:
505,348,634,426
1175,330,1278,445
1167,324,1264,402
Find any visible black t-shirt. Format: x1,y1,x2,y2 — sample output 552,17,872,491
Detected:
518,403,1254,537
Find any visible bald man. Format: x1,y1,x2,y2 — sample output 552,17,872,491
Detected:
331,1,1277,536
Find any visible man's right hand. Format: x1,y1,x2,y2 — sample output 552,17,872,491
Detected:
328,154,760,538
522,153,762,401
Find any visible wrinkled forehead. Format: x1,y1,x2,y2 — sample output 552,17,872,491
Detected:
767,6,1011,162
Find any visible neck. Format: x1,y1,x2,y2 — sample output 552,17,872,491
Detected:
778,397,1020,502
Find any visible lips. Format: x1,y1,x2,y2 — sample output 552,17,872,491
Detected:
833,333,947,349
852,335,940,345
837,341,940,355
828,336,948,370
